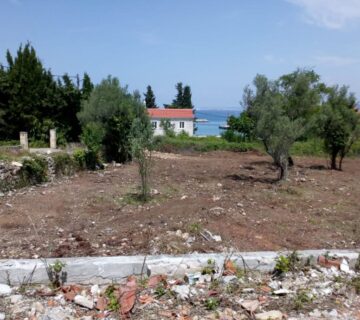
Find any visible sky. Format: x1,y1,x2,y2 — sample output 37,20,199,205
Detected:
0,0,359,110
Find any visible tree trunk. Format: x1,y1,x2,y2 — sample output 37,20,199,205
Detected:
279,161,288,181
330,152,338,170
339,154,344,171
288,156,294,167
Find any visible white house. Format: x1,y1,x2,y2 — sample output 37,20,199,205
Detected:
148,108,195,136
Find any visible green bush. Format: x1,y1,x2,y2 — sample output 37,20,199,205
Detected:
29,140,48,148
52,153,77,176
20,156,48,185
0,140,19,146
73,149,87,169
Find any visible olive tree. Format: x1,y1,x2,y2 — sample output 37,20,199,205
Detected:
318,85,359,170
130,115,154,201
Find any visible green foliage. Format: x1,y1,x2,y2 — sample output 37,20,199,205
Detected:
78,75,145,162
130,115,154,201
246,74,306,180
105,285,120,311
47,260,66,288
160,119,175,137
0,140,19,146
349,276,360,294
73,149,87,170
225,112,255,141
144,85,157,108
204,297,220,310
20,156,48,185
317,85,360,170
274,251,301,275
153,135,259,153
168,82,194,109
52,153,77,176
188,222,202,235
292,290,313,310
0,42,93,142
154,283,167,298
202,259,216,275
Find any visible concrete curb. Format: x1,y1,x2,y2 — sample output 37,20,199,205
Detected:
0,249,359,285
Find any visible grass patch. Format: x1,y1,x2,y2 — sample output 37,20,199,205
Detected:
153,135,261,153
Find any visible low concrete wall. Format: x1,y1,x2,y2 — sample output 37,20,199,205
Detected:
0,249,359,285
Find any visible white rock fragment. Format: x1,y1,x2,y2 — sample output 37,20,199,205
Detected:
0,284,11,296
74,295,94,309
255,310,283,320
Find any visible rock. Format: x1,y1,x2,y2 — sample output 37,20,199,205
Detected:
10,294,22,304
90,284,100,297
11,161,23,167
255,310,283,320
0,192,4,197
43,306,74,320
209,206,225,216
273,289,290,295
0,284,11,296
223,275,238,284
34,301,45,314
309,309,322,318
241,300,260,313
74,295,94,309
340,259,351,273
80,317,93,320
0,313,5,320
173,285,191,300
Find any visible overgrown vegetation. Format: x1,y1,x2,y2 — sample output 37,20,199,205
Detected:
20,156,48,185
53,153,77,176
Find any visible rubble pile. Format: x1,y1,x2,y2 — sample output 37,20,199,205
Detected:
0,254,359,319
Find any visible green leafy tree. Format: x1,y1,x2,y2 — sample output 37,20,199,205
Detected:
226,112,255,141
78,75,146,162
130,115,154,201
318,86,359,170
144,85,157,108
182,85,194,109
247,75,305,180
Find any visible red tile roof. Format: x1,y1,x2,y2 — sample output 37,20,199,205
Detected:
147,108,194,119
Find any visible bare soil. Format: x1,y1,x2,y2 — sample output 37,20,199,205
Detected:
0,151,359,259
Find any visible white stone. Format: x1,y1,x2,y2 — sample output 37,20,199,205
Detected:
90,284,100,297
74,295,94,309
173,285,191,300
0,284,11,296
34,301,45,314
10,294,22,303
273,288,291,295
0,313,5,320
11,161,23,167
255,310,283,320
309,309,322,318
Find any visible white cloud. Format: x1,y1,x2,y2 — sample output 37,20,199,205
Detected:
287,0,360,29
314,55,360,66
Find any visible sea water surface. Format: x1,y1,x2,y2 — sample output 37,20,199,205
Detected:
195,109,240,136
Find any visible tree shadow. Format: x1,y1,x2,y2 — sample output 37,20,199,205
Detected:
226,173,278,184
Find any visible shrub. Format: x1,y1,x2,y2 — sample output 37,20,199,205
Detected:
78,76,146,163
52,153,77,176
130,116,154,201
20,156,48,185
73,149,87,169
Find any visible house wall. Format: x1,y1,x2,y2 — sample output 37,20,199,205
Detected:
151,118,194,136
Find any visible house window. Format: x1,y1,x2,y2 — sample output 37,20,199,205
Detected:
179,121,185,129
152,121,157,129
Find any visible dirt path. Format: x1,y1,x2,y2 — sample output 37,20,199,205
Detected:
0,151,359,259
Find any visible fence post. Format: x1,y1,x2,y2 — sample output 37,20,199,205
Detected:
19,132,29,150
50,129,57,149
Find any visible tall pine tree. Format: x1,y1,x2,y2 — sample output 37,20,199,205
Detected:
171,82,183,108
182,85,194,109
144,85,157,108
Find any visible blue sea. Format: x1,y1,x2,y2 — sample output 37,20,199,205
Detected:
195,109,240,136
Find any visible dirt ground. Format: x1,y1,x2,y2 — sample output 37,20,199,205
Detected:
0,150,359,259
